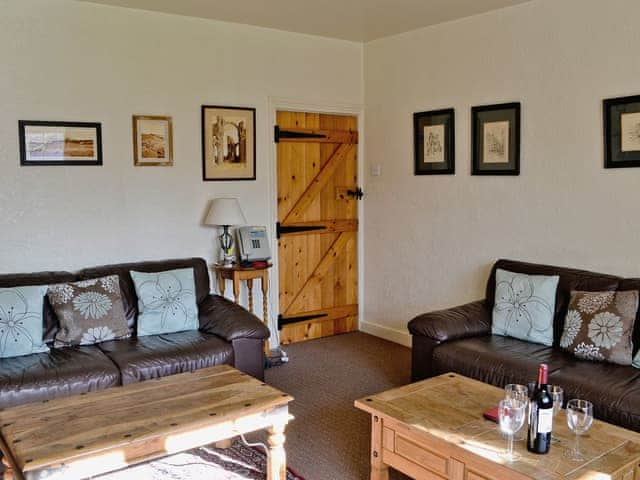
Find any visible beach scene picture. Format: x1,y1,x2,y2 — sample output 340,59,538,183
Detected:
133,116,173,166
24,125,98,161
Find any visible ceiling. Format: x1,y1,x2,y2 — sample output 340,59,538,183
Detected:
79,0,531,42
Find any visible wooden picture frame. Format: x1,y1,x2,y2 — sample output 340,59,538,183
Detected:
19,120,102,166
201,105,256,181
471,102,520,175
603,94,640,168
413,108,455,175
132,115,173,166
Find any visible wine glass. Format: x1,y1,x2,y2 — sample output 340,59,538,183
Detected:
498,398,527,462
505,384,528,440
549,385,564,443
564,399,593,461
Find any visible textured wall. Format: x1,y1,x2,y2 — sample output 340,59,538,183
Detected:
0,0,362,343
0,0,362,273
363,0,640,343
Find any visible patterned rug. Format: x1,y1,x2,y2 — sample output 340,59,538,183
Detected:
95,439,304,480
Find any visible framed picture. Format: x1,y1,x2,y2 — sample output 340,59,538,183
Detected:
19,120,102,166
471,102,520,175
132,115,173,166
603,94,640,168
201,105,256,181
413,108,455,175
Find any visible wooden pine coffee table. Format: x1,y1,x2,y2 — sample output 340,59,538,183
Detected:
356,372,640,480
0,365,293,480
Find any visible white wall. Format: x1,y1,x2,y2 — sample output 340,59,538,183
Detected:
362,0,640,345
0,0,362,337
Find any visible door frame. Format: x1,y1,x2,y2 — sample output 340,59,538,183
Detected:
267,97,365,346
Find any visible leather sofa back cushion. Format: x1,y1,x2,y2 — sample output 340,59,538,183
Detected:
77,258,210,333
0,271,77,345
486,260,621,347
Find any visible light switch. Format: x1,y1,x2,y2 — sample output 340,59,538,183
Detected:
370,164,382,176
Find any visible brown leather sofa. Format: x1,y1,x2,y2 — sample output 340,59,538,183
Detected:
409,259,640,432
0,257,269,409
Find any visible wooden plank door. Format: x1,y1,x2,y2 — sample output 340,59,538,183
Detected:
276,111,359,344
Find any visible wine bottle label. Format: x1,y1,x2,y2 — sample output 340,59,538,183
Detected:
537,407,553,434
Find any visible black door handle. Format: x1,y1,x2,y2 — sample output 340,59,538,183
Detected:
347,187,364,200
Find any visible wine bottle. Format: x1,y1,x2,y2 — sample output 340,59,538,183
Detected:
527,363,553,454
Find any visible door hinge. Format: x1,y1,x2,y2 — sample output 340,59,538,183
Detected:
278,312,329,330
274,125,327,143
276,222,327,239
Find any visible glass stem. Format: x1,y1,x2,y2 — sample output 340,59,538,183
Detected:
508,434,514,458
575,433,580,456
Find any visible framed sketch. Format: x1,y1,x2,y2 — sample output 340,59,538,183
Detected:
19,120,102,166
132,115,173,166
413,108,455,175
603,94,640,168
201,105,256,181
471,102,520,175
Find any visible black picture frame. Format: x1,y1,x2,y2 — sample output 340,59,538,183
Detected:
413,108,455,175
471,102,520,175
201,105,257,181
603,94,640,168
19,120,102,166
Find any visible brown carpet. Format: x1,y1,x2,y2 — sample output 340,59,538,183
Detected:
263,332,412,480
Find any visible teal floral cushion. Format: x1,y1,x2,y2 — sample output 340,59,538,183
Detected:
491,269,559,347
130,268,199,337
634,351,640,369
0,285,50,358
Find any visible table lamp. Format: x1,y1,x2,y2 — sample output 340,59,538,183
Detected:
204,198,247,266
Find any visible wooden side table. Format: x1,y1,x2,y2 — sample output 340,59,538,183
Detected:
213,263,272,355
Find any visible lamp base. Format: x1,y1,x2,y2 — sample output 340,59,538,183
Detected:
222,254,235,267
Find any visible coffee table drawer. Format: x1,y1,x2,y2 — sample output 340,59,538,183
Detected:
383,427,448,478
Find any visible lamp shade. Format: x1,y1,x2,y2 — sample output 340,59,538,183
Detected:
204,198,247,226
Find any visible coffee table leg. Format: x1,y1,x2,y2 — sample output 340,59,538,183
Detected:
371,415,389,480
2,455,14,480
267,423,287,480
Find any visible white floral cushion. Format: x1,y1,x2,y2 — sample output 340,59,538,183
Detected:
491,269,559,346
561,290,638,366
0,285,50,358
130,268,199,337
48,275,130,347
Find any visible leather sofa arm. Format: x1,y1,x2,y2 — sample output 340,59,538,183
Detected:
198,294,270,342
408,300,491,343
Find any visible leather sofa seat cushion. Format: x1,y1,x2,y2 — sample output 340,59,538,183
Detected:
0,346,120,409
98,330,234,384
432,335,640,430
431,335,572,386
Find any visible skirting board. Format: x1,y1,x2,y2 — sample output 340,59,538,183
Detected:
360,321,412,348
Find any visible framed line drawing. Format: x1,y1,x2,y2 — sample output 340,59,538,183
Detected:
471,102,520,175
414,108,455,175
19,120,102,166
201,105,256,181
603,94,640,168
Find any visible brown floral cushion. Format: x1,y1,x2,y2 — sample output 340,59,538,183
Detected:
560,290,638,365
47,275,130,347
